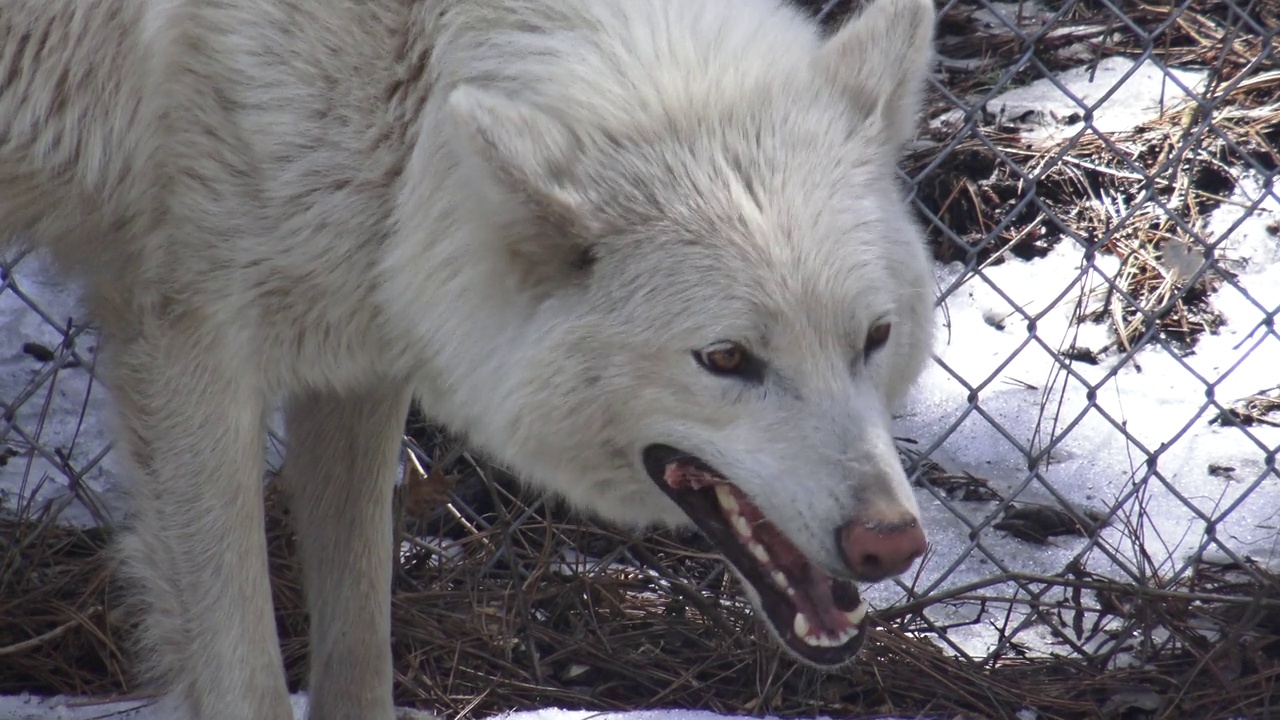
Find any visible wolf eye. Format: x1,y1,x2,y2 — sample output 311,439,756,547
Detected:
864,322,892,358
697,343,746,374
694,342,763,382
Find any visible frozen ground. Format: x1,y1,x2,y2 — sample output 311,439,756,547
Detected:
1,39,1277,720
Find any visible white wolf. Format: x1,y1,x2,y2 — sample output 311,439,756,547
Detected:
0,0,938,717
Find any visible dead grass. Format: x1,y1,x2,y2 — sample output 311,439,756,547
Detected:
3,431,1279,720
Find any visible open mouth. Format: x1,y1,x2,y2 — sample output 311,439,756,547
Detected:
642,444,869,667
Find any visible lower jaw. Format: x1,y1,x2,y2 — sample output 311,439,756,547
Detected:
733,567,869,667
639,445,869,666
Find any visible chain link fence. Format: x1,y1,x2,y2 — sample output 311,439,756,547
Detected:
2,0,1278,717
892,0,1279,682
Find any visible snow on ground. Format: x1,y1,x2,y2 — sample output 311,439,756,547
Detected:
0,696,922,720
870,171,1280,657
0,257,287,525
931,56,1211,145
896,177,1280,578
1,41,1277,718
0,254,125,527
863,54,1280,658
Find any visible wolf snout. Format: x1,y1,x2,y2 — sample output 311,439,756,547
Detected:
837,516,927,582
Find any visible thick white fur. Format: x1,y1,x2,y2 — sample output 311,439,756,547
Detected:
0,0,938,718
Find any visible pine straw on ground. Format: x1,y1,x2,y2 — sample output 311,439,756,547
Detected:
2,432,1278,720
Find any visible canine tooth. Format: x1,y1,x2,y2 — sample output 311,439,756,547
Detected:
733,515,753,538
715,485,738,513
792,613,810,639
748,541,770,563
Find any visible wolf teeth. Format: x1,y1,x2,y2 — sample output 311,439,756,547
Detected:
836,625,860,644
793,602,866,648
771,569,791,592
714,484,738,513
793,613,810,639
717,484,779,574
716,485,752,541
808,626,861,648
795,620,861,648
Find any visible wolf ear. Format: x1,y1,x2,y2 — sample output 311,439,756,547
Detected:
816,0,937,150
447,85,598,284
447,84,589,222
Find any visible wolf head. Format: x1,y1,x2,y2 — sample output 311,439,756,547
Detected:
417,0,937,667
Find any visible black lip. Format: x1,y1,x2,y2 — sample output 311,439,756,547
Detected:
641,443,867,666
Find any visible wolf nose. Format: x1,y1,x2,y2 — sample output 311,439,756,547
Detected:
837,516,927,582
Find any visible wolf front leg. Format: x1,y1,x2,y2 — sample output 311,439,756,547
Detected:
108,314,293,720
279,384,413,720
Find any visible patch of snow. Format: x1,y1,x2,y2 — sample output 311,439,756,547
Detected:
0,255,124,526
933,57,1210,145
0,696,925,720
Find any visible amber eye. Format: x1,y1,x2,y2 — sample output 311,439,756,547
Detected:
865,322,892,357
700,344,745,373
693,342,763,383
